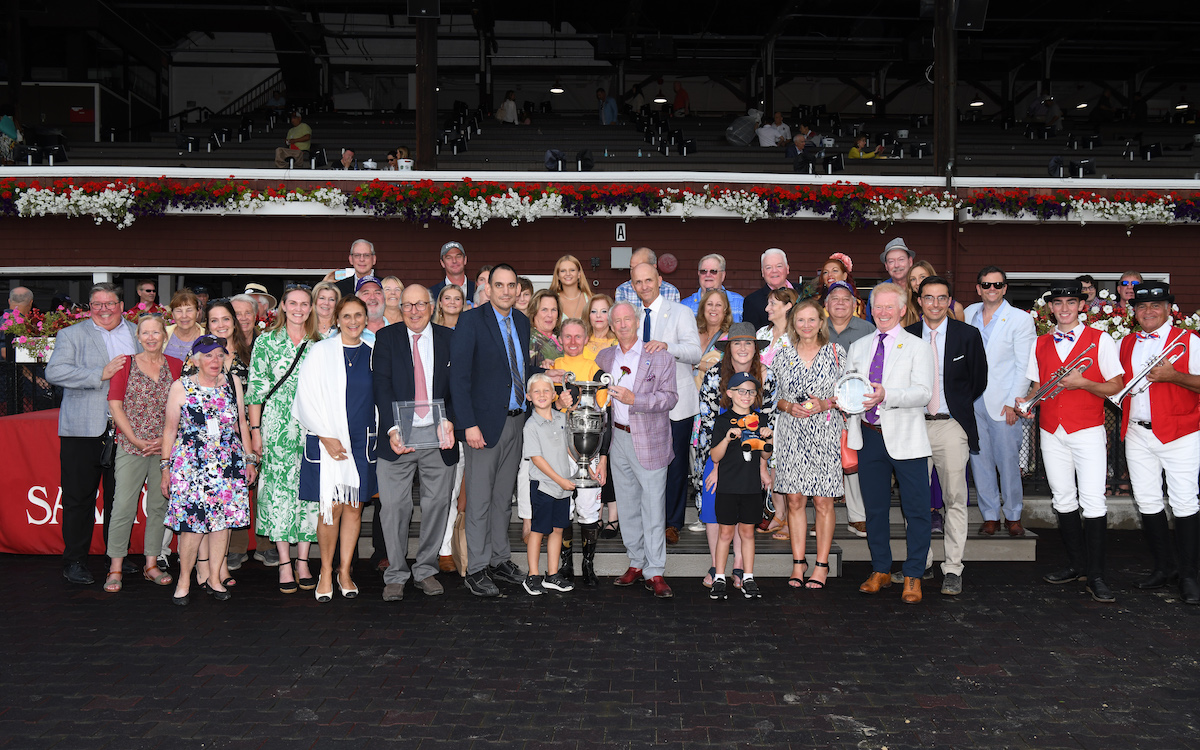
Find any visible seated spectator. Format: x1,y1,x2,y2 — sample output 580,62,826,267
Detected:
396,145,410,159
265,88,286,113
849,135,886,159
597,88,618,125
787,124,820,170
274,111,312,168
496,90,518,124
0,103,22,166
385,150,398,170
332,147,357,170
672,81,690,117
755,111,792,147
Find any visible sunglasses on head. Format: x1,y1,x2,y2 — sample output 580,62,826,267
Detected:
285,283,313,292
978,281,1007,289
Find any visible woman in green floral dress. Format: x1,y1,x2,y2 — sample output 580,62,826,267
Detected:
247,286,323,594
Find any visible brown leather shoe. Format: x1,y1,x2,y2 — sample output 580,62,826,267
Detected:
438,555,456,573
1006,520,1026,537
644,575,674,598
901,576,923,604
859,571,892,594
665,527,680,545
978,520,1000,536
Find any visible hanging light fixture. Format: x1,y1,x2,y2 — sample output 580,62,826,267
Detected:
653,89,668,104
550,80,564,94
1075,101,1088,109
1176,98,1191,110
865,99,874,106
969,93,984,107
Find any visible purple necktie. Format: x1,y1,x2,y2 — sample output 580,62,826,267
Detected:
864,332,887,425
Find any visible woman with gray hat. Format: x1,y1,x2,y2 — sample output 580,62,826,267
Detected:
694,322,778,589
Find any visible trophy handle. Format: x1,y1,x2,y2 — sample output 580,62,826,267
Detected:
565,371,577,385
598,372,612,386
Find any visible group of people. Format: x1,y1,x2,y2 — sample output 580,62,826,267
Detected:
40,234,1200,607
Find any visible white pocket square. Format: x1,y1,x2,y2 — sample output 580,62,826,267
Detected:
953,355,965,361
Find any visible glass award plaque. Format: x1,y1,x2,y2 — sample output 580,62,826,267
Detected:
392,399,449,450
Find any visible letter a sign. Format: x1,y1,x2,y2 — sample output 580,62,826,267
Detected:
615,223,626,242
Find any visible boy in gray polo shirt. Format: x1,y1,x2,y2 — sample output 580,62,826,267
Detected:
522,373,577,595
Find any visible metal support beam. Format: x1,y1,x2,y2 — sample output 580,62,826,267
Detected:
4,0,22,107
414,17,437,171
932,0,956,178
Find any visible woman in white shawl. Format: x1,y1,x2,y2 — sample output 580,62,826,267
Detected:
294,296,377,602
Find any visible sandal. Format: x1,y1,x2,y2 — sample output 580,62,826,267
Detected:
296,558,316,591
788,559,809,588
771,525,791,541
805,561,830,590
732,568,744,590
600,520,620,539
143,565,174,586
758,517,786,535
703,566,716,589
103,571,123,593
279,559,299,594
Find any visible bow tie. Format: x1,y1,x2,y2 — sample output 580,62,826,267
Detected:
1136,331,1160,341
1053,331,1075,343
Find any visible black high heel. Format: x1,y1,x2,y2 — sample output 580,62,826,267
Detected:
806,561,830,590
297,558,316,591
788,559,808,589
196,558,212,594
278,559,299,594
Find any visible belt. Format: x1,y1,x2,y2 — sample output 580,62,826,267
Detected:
862,421,882,434
1133,420,1153,430
925,413,952,421
613,422,631,433
507,408,525,417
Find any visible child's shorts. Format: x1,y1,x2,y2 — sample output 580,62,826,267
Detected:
530,481,571,535
715,492,763,526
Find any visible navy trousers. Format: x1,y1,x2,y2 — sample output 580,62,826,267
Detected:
858,425,932,578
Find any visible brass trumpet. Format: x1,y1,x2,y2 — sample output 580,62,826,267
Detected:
1016,343,1096,415
1108,340,1188,406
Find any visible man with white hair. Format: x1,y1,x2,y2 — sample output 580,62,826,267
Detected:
355,276,388,342
681,254,745,323
335,239,379,298
614,247,680,317
742,248,795,330
881,237,915,288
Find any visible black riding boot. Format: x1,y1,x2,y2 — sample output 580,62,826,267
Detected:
1084,515,1116,603
1173,513,1200,605
560,524,575,583
1044,509,1087,584
581,522,600,587
1134,511,1177,589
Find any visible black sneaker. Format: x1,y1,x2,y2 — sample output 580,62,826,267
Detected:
710,578,728,600
465,570,500,597
490,560,525,585
543,572,575,592
523,575,546,596
741,577,762,599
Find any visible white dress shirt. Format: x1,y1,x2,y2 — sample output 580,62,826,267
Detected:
1025,323,1123,383
922,318,950,416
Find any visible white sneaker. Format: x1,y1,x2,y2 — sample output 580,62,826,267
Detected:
687,520,706,532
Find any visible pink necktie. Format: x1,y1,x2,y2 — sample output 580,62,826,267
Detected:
927,329,940,415
413,333,429,417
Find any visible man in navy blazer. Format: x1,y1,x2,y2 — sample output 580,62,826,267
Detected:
45,282,140,585
373,284,458,601
448,264,532,597
905,276,987,596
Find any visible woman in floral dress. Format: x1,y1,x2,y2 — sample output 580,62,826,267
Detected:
160,335,255,605
247,286,322,594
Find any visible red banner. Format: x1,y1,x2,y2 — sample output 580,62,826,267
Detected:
0,409,254,555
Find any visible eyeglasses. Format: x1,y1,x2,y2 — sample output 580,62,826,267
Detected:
978,281,1007,289
401,301,430,311
920,295,950,304
90,301,120,309
1120,280,1139,286
698,269,721,275
350,253,375,260
730,388,757,396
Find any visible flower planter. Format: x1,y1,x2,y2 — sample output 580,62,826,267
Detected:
14,337,54,363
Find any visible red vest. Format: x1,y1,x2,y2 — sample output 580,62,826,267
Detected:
1035,326,1105,433
1118,327,1200,443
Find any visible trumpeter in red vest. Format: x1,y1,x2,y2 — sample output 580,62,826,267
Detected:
1016,281,1123,603
1117,281,1200,605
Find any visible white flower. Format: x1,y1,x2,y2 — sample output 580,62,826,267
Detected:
1102,305,1113,314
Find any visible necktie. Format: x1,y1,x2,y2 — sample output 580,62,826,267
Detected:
1136,331,1160,341
504,317,524,403
864,332,887,425
412,333,429,418
927,330,940,415
1053,330,1075,343
643,308,652,343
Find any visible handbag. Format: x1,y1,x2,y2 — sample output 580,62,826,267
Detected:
450,510,468,577
832,345,858,475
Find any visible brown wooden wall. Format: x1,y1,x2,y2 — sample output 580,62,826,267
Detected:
1,215,1196,310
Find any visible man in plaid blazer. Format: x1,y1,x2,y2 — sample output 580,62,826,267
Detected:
595,302,679,598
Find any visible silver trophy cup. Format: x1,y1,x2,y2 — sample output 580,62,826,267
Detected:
565,371,612,488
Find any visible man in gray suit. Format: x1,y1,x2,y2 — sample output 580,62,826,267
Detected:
46,282,140,585
631,262,701,545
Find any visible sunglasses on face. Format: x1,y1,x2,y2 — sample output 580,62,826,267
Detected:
699,269,721,275
978,281,1007,289
1120,280,1139,286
